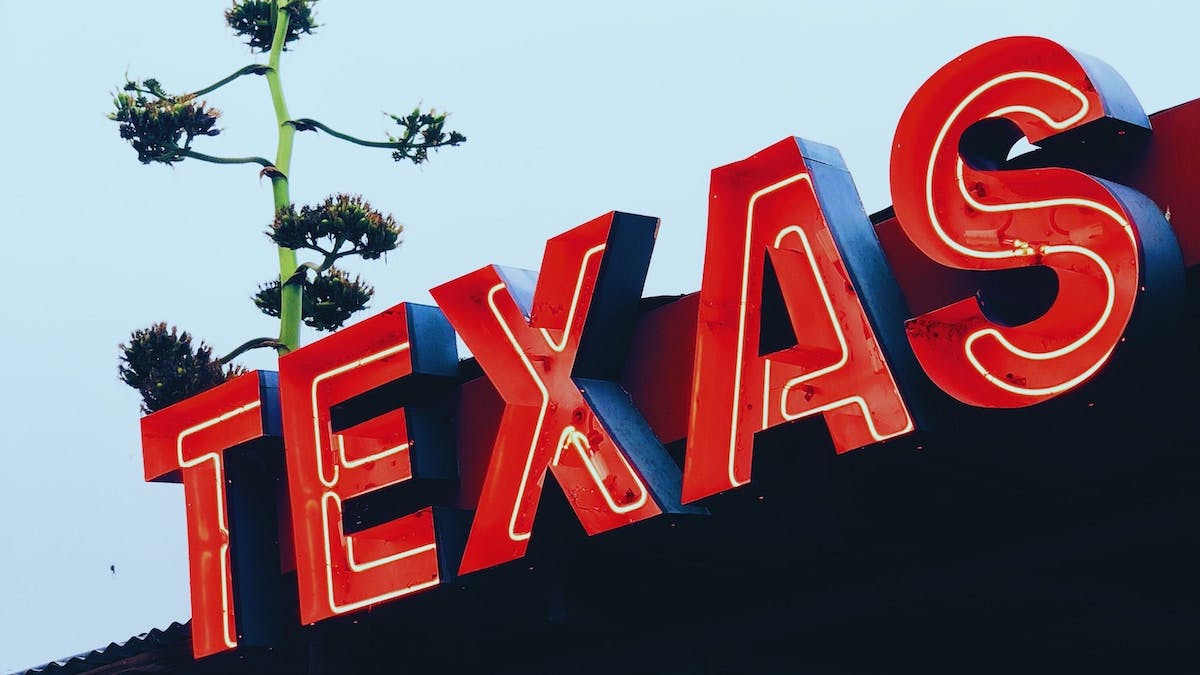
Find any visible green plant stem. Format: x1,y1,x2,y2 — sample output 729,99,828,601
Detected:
288,118,399,148
219,337,285,363
289,117,463,153
297,257,337,275
189,64,272,98
179,149,273,167
267,2,301,353
291,235,348,273
125,85,167,100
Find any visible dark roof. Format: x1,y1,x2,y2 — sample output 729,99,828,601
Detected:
13,622,190,675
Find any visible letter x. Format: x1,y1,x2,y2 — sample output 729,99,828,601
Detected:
433,211,691,575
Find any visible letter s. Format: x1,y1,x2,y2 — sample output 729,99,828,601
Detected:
890,36,1182,407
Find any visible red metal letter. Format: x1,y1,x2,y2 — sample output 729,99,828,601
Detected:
890,36,1183,407
141,371,279,658
279,303,460,624
683,138,919,502
433,212,693,575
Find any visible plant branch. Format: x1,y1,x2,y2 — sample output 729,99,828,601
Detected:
288,118,401,148
189,64,273,98
219,337,287,363
178,149,274,167
125,86,168,100
294,247,346,276
295,261,331,277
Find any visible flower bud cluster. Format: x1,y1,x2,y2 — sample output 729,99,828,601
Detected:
253,268,373,332
269,194,401,260
388,108,468,164
225,0,317,53
110,83,220,164
119,324,244,413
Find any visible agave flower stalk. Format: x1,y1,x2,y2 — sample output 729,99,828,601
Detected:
112,0,465,413
265,1,302,352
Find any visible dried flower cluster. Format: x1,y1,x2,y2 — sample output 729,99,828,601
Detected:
119,324,244,414
269,194,401,260
225,0,318,53
387,108,468,164
110,81,220,165
253,268,374,332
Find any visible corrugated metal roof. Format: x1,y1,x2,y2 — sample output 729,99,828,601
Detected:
12,622,190,675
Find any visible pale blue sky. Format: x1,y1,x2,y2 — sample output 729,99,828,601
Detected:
2,1,1198,670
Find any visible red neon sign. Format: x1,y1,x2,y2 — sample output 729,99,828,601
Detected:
277,302,461,625
432,212,691,575
890,36,1183,407
140,370,277,658
683,138,918,502
136,36,1193,658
